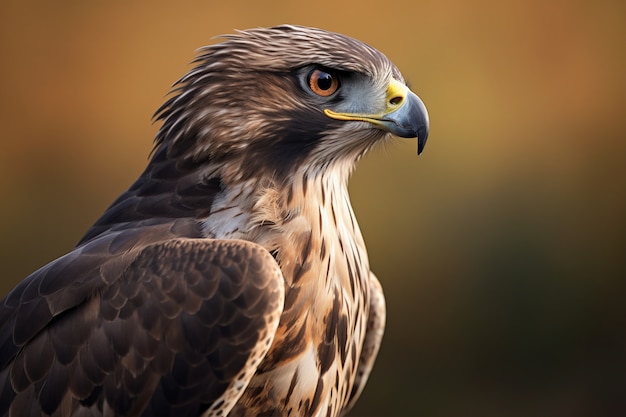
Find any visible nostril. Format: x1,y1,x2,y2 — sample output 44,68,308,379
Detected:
389,96,403,106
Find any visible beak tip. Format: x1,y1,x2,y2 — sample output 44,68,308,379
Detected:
417,127,428,155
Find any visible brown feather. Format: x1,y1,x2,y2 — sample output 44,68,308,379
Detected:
0,24,415,417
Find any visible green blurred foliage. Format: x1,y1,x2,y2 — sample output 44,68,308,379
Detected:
1,1,625,416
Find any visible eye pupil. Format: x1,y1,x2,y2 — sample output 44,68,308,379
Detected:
308,68,340,97
317,73,333,90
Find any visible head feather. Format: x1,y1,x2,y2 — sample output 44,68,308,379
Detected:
153,25,401,178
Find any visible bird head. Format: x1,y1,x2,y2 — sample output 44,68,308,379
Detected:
154,25,429,180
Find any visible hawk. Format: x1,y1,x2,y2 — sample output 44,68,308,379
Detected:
0,25,429,417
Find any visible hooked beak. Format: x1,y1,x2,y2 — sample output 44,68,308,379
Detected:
324,79,430,155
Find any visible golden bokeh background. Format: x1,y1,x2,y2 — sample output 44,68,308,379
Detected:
1,1,625,416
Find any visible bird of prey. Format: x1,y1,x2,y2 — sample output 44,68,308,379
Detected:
0,25,429,417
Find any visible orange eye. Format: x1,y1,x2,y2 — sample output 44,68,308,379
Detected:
307,68,339,97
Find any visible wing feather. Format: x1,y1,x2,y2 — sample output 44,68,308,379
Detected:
0,235,284,417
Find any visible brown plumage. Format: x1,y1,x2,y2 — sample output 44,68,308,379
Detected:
0,25,429,417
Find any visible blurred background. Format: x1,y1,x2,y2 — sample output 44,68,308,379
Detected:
1,1,625,416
